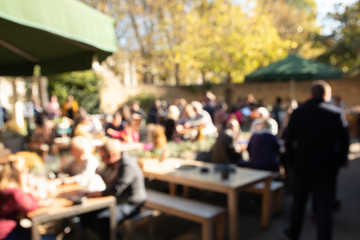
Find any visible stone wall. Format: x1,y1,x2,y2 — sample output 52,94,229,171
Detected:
100,79,360,113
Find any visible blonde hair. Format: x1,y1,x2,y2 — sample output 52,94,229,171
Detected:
191,101,203,112
152,125,167,149
147,124,167,149
182,104,196,119
15,151,44,172
71,136,93,153
166,105,180,121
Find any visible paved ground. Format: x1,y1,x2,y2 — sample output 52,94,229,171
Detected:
131,141,360,240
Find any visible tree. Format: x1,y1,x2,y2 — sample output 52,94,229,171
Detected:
48,71,102,114
185,0,290,84
318,1,360,78
82,0,324,87
155,1,189,86
256,0,322,58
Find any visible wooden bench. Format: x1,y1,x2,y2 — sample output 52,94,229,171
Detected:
244,180,284,216
121,209,160,240
145,189,226,240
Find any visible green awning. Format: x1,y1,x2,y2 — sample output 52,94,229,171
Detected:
244,55,343,82
0,0,117,76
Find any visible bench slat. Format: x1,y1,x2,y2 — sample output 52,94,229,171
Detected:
251,181,284,191
145,189,224,219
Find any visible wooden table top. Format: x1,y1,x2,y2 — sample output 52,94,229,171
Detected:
27,183,114,220
139,157,272,191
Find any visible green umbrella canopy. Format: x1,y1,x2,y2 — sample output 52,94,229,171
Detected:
244,55,342,82
0,0,118,76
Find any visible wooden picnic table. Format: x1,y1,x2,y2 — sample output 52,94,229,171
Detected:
138,157,273,240
27,183,117,240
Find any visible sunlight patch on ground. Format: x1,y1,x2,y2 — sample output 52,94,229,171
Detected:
349,142,360,161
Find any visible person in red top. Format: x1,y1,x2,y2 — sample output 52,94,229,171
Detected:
0,150,38,240
107,121,140,143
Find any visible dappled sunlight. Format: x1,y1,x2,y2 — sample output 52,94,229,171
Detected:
349,142,360,161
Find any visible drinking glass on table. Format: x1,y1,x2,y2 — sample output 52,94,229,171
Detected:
26,173,48,204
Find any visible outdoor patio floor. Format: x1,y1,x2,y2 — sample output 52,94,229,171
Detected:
130,141,360,240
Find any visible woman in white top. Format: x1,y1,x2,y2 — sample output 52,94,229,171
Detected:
60,136,105,192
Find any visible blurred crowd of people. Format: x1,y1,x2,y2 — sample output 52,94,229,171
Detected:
0,79,357,240
1,87,357,176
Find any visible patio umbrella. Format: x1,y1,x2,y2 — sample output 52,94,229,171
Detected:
244,54,342,82
244,54,343,99
0,0,118,76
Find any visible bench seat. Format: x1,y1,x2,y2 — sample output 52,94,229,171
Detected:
244,180,284,215
145,189,226,240
121,209,160,240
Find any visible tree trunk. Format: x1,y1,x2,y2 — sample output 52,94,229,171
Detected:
201,70,206,83
224,72,233,107
175,63,180,86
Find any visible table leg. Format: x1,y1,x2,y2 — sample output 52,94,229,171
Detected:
169,183,176,195
261,177,272,228
227,190,238,240
202,221,212,240
183,186,190,197
216,212,225,240
31,219,41,240
109,199,117,240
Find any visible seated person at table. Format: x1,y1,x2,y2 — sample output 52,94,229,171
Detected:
83,139,147,239
190,101,218,138
247,119,280,172
146,124,167,158
71,107,93,140
59,136,105,192
118,121,140,143
249,107,278,136
106,112,139,143
0,149,38,240
105,111,125,138
109,121,140,144
130,100,146,120
210,118,244,166
62,95,78,120
163,105,180,141
176,103,197,140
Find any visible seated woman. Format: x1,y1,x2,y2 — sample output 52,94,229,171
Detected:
107,121,139,144
163,105,180,141
210,118,244,166
105,111,140,144
0,148,38,240
247,119,280,172
59,136,105,192
213,100,228,133
176,103,197,140
71,107,93,140
145,124,167,159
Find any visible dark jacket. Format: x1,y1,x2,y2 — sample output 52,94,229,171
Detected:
247,131,280,172
99,153,147,205
104,121,125,137
285,98,350,183
211,129,242,165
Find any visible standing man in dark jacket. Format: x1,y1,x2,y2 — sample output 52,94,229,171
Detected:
281,80,350,240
